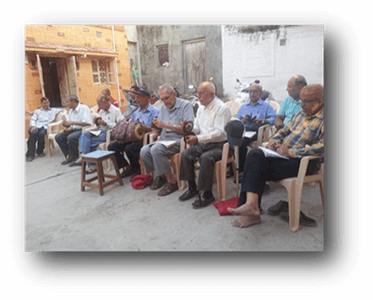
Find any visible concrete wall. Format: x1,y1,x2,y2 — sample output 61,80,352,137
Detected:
222,25,324,102
136,25,223,97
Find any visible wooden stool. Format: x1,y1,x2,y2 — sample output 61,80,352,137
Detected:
81,150,123,196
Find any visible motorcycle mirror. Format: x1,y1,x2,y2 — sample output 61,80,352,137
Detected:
209,77,213,81
236,79,240,83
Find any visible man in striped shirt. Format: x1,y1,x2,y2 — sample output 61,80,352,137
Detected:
228,84,324,228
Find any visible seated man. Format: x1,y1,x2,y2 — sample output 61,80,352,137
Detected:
274,75,307,130
26,97,62,162
108,88,159,178
97,88,119,112
140,83,194,196
77,93,124,173
178,82,232,208
122,85,139,119
55,94,92,167
236,83,277,173
228,84,324,228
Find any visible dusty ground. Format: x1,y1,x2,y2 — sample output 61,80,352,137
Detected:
24,148,324,252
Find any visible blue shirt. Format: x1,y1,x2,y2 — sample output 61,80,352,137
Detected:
130,104,159,126
158,98,194,142
236,99,277,131
277,96,302,125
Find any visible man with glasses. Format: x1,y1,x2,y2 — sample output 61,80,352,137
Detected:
228,84,324,228
140,83,194,196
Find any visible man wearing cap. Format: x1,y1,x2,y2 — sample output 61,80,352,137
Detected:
228,84,324,228
108,88,159,178
236,83,277,174
140,83,194,196
178,82,232,208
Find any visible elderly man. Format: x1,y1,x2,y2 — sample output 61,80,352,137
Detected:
26,97,62,162
178,82,232,208
274,75,307,130
227,84,324,228
97,88,119,112
55,94,92,167
77,94,124,173
108,88,159,178
236,83,277,173
140,83,194,196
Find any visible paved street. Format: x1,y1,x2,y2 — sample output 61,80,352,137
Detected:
25,146,324,251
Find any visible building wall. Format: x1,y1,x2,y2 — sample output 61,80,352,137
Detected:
25,25,132,112
25,25,132,138
136,25,223,97
222,25,324,102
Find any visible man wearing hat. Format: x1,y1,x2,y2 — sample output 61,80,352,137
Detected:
108,88,159,178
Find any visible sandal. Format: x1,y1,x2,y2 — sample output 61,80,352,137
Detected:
279,211,317,227
157,182,178,196
150,176,167,190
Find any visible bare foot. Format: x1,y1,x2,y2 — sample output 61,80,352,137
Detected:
227,204,260,216
231,215,261,228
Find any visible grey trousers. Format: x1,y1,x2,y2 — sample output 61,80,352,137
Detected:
140,142,180,176
179,142,232,192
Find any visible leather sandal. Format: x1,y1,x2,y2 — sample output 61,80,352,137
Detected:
279,211,317,227
157,182,178,196
150,176,167,190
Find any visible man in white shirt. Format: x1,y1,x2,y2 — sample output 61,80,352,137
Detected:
55,94,92,166
76,94,124,173
178,82,232,208
26,97,62,162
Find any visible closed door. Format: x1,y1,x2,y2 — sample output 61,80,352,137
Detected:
183,39,206,94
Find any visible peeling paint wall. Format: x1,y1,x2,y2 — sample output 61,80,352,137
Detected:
222,25,324,102
136,25,223,97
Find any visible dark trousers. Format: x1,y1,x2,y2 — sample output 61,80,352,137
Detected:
26,127,47,158
55,129,82,160
108,140,143,171
179,142,233,192
238,135,257,172
238,149,320,208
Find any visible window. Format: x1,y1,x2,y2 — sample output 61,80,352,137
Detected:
91,59,116,85
157,44,169,67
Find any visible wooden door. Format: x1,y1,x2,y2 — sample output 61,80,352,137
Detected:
183,39,206,94
56,58,69,106
66,56,79,96
36,54,45,97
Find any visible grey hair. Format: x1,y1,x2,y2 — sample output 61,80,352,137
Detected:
159,83,176,95
249,84,263,92
199,82,216,94
97,94,110,102
69,94,79,103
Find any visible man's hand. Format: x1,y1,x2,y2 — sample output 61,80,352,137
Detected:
185,135,198,146
63,120,73,127
97,118,107,126
30,126,38,133
267,140,277,150
241,115,250,123
275,144,290,156
152,118,166,129
252,119,268,125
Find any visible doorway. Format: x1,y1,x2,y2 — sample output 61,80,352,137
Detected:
40,57,62,107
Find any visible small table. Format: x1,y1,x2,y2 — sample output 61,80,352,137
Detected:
81,150,123,196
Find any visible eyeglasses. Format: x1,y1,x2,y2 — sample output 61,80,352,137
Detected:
300,98,319,104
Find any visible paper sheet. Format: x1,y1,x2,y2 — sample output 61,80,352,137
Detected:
258,146,289,160
244,131,257,139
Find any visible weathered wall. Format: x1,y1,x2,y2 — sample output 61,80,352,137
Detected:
25,25,131,111
222,25,324,102
136,25,223,97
